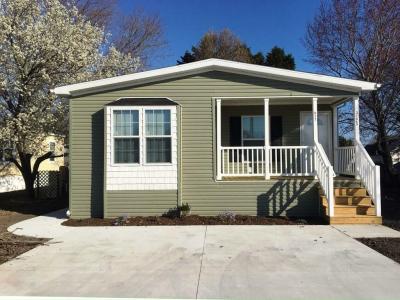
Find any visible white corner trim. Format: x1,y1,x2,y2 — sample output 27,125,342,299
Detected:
53,59,380,97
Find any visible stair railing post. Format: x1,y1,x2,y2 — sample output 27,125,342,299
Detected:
328,166,335,217
375,165,381,217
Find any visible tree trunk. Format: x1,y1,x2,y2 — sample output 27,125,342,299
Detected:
18,152,35,198
11,150,56,199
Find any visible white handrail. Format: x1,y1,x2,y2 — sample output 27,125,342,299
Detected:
336,146,356,175
355,141,381,216
220,145,315,177
315,143,335,216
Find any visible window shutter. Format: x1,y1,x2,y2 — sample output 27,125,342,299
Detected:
229,116,242,146
271,116,283,146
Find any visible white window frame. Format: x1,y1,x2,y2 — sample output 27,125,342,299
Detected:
241,115,265,145
110,107,141,166
110,106,174,166
143,107,173,165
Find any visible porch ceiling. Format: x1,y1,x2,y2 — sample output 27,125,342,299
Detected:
219,96,351,106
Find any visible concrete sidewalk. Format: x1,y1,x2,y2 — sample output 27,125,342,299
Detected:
1,214,400,299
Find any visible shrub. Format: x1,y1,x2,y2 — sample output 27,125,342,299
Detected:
217,210,236,222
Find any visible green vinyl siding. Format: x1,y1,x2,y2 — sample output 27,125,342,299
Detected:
69,71,347,218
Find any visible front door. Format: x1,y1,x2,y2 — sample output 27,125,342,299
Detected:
300,111,333,162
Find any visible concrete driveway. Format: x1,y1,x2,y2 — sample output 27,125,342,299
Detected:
1,211,400,299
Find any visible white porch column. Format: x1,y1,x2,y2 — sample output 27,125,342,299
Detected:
332,104,338,172
353,96,360,142
353,96,360,179
264,98,270,179
312,98,318,143
312,97,319,179
216,98,222,180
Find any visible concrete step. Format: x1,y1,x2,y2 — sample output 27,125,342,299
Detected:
327,215,382,224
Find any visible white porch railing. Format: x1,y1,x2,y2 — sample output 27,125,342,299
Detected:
335,146,356,175
315,143,335,216
220,146,265,176
269,146,314,176
220,146,314,177
355,141,381,216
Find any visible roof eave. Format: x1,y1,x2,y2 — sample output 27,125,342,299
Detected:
52,59,380,97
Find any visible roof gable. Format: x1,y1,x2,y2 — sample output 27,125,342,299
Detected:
53,59,380,97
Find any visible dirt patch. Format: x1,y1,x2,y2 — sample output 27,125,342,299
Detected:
357,238,400,264
0,190,67,265
63,215,325,226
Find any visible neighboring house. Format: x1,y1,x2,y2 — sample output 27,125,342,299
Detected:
365,137,400,167
0,135,65,192
54,59,382,224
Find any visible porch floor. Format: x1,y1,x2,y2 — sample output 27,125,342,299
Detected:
221,175,355,181
221,176,317,181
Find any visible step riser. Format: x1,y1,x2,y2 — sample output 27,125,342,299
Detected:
323,207,376,216
335,197,372,206
335,188,367,197
320,181,379,224
321,197,372,206
328,216,382,225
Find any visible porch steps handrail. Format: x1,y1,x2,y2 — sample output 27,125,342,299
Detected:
335,146,356,175
315,142,335,216
355,141,381,216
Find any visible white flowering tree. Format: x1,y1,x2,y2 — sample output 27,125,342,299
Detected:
0,0,141,197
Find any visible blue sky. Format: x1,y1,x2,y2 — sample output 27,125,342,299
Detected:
118,0,321,71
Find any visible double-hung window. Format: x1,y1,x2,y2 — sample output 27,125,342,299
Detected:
145,109,172,163
113,110,140,164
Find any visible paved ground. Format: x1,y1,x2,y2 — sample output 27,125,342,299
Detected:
1,211,400,299
332,224,400,238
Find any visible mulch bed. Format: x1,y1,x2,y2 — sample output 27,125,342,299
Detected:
357,238,400,264
0,232,48,265
0,190,67,265
63,215,325,226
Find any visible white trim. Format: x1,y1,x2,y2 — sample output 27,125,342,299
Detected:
332,104,338,171
110,105,175,166
353,96,360,179
143,107,173,165
110,106,141,166
53,59,380,96
264,98,270,180
312,98,318,144
300,111,333,162
106,105,177,190
216,99,222,180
